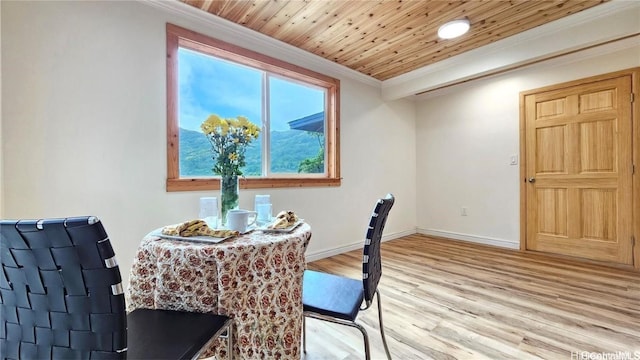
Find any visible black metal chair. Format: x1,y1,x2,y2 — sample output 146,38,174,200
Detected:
0,216,233,360
303,194,395,360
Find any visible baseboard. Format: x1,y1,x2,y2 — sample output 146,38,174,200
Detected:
305,228,417,262
306,228,519,262
417,228,520,249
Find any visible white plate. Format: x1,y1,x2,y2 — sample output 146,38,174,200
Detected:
148,227,235,244
257,219,304,233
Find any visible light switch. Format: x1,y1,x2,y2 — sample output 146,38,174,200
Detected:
510,155,518,165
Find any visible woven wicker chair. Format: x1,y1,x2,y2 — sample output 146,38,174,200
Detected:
0,216,233,360
302,194,395,360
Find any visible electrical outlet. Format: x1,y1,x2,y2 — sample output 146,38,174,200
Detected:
461,207,468,216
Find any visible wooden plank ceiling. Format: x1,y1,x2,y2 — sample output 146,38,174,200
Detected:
181,0,608,81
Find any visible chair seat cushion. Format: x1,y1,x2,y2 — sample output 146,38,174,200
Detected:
127,308,229,360
303,270,364,321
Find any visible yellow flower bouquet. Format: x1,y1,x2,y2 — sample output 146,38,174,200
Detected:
201,114,260,224
201,114,260,177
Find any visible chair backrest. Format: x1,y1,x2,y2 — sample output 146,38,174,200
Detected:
362,194,395,305
0,216,127,360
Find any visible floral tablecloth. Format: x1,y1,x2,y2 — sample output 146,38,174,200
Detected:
127,223,311,359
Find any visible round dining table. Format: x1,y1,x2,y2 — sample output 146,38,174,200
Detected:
127,222,311,359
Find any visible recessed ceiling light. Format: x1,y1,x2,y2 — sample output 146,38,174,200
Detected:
437,19,470,39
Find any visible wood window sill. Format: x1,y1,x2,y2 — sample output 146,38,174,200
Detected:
166,177,341,192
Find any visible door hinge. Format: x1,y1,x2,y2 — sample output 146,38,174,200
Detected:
632,93,635,103
632,236,636,247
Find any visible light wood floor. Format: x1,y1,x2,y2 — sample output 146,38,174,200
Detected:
303,234,640,360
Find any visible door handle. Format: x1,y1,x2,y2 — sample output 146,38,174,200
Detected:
528,177,536,183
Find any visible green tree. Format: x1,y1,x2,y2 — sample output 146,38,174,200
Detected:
298,133,324,173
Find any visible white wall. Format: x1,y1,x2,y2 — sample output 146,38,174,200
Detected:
1,1,416,280
415,44,640,248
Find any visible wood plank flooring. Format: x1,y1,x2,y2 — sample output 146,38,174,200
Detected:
303,234,640,360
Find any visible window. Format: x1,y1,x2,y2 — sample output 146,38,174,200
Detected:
166,24,340,191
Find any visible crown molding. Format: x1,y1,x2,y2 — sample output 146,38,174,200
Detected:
142,0,381,88
382,0,640,100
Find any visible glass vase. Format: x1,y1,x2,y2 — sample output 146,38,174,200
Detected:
220,175,239,226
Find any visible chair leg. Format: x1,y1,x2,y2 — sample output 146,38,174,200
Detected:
352,321,371,360
227,320,234,360
376,289,392,360
304,312,372,360
303,316,307,354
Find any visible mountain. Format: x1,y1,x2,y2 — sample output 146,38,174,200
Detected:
179,127,323,176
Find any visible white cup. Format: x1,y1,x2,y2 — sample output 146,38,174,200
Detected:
199,197,218,229
226,209,257,233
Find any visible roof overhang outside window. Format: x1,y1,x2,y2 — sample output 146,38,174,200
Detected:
288,112,324,133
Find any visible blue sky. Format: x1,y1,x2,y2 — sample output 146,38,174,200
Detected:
178,48,324,132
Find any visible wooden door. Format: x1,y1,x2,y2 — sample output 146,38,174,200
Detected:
523,73,634,265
